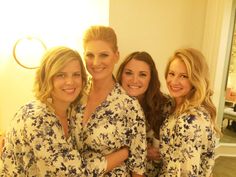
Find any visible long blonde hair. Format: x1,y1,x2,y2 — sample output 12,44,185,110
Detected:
165,48,219,133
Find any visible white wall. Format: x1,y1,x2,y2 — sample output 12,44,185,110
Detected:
0,0,234,136
109,0,235,130
202,0,233,127
0,0,109,132
109,0,207,92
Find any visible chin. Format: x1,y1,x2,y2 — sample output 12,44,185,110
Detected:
128,92,138,97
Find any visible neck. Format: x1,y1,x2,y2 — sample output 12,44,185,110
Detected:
137,94,144,103
52,101,69,119
92,76,115,92
175,97,184,107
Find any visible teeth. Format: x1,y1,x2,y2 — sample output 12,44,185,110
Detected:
171,87,181,91
93,68,103,72
63,88,75,93
129,85,140,89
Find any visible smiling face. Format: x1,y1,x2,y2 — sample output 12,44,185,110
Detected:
51,59,82,107
121,59,151,99
84,40,119,82
166,58,193,106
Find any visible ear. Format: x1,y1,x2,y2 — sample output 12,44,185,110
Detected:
114,51,120,64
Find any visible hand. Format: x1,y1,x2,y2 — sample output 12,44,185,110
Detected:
147,145,160,161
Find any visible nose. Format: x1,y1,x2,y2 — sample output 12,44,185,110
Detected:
65,76,74,84
93,56,100,66
170,76,180,84
131,75,138,83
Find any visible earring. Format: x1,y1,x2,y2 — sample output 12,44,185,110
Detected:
47,97,52,103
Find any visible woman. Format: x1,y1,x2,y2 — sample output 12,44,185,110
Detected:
0,46,129,176
159,48,219,177
72,26,147,177
116,51,173,177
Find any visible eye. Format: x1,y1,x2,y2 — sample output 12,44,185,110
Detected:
73,72,81,77
139,72,147,77
85,53,94,58
168,72,174,76
180,74,188,79
55,72,65,78
124,71,132,75
100,53,109,58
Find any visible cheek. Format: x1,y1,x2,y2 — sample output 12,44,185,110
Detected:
121,74,129,85
85,58,92,66
76,78,83,86
186,83,193,92
52,79,60,89
166,78,171,86
144,77,151,88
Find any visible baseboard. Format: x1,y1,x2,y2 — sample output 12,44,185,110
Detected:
215,143,236,158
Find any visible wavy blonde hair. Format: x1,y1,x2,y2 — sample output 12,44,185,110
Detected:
34,46,87,107
165,48,219,133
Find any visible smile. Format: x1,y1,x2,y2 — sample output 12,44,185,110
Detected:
63,88,76,94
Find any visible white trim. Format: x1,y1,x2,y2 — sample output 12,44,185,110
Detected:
215,143,236,158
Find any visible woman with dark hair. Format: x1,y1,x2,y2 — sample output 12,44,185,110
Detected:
117,51,173,177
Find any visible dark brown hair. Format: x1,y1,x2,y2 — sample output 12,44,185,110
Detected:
117,51,168,137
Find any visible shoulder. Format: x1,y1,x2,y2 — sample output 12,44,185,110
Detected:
21,100,49,115
112,83,140,106
162,94,174,106
14,100,52,125
161,94,175,113
184,106,211,123
176,106,212,132
15,100,43,116
111,83,145,119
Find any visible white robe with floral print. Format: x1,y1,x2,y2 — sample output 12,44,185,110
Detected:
0,100,107,177
159,106,216,177
72,83,147,176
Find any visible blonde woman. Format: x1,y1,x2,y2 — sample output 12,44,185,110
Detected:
72,26,147,177
0,46,129,176
159,48,219,177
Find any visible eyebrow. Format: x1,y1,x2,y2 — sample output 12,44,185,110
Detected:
169,69,187,74
124,68,149,73
85,50,110,54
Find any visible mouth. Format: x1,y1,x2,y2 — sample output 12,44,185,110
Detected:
169,86,182,92
92,67,104,72
128,85,141,89
63,88,76,94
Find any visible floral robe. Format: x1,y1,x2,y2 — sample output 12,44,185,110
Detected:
72,83,147,176
145,95,173,177
159,106,216,177
0,100,107,177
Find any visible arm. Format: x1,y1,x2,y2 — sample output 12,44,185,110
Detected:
164,113,214,176
125,100,147,176
105,147,129,172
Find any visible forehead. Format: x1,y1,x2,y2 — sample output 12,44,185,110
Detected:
125,59,150,72
60,59,81,71
169,58,187,72
85,40,113,52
